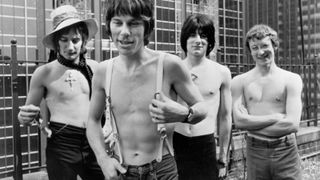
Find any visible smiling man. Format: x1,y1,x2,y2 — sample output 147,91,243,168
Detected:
231,24,303,180
174,14,232,180
86,0,207,179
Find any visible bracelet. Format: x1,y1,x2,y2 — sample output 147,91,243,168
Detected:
182,107,194,123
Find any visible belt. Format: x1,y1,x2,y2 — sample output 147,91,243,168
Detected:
246,134,295,148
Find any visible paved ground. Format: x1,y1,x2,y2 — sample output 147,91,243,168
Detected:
1,171,48,180
0,171,82,180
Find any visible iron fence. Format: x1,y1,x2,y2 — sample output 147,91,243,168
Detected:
0,40,319,179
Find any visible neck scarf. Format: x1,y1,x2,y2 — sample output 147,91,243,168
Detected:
57,54,93,98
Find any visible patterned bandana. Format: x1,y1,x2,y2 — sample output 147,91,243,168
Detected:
57,54,93,98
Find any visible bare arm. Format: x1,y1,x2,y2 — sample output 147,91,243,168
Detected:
149,54,207,124
253,74,303,137
231,75,280,130
218,67,232,163
217,67,232,177
169,55,207,123
86,63,126,179
18,66,46,125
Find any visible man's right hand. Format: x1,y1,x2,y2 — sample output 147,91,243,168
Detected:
98,156,127,180
18,104,40,126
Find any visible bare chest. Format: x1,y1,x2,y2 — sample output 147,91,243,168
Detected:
191,68,221,99
244,78,286,105
46,70,90,100
109,68,160,114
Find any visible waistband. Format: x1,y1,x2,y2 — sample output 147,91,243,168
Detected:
246,133,296,148
49,121,86,135
124,154,172,174
173,132,214,142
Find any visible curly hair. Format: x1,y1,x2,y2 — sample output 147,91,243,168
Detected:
245,24,279,52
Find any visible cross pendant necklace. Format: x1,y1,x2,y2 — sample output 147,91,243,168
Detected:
65,71,76,90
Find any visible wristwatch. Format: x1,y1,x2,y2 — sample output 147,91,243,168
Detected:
218,159,226,168
183,107,194,123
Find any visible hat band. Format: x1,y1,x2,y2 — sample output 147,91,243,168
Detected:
53,12,81,30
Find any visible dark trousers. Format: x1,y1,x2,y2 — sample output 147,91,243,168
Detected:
173,132,218,180
46,122,104,180
119,154,178,180
246,134,302,180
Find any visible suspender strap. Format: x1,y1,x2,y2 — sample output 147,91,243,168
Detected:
102,59,123,164
156,53,164,94
156,53,174,162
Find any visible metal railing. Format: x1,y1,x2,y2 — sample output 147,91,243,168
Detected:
0,40,319,179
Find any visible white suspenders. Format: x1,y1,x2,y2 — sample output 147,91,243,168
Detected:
102,52,174,164
155,53,174,162
102,59,123,164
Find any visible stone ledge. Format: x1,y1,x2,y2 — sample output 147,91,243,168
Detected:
297,126,320,144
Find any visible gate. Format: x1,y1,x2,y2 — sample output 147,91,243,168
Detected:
0,40,47,179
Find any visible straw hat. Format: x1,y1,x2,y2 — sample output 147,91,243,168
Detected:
42,5,98,50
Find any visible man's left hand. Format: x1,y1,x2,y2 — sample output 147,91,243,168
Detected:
149,92,188,123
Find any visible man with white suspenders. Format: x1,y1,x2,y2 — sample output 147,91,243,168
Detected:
86,0,207,179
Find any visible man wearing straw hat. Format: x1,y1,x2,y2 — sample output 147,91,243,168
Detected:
17,5,104,180
86,0,208,179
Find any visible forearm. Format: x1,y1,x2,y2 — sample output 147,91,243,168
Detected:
218,116,232,161
187,101,208,124
234,113,279,130
252,119,299,137
86,118,109,161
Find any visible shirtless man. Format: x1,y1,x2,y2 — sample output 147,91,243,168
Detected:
17,5,104,180
231,24,303,180
174,14,232,180
86,0,207,179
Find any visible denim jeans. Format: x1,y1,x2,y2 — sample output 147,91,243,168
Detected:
119,154,178,180
246,134,302,180
46,122,104,180
173,132,218,180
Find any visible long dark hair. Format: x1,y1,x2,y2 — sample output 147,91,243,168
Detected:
180,14,216,56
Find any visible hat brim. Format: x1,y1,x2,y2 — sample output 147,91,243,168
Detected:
43,18,98,50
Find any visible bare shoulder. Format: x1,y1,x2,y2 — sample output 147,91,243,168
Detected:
86,59,99,71
95,59,110,76
161,52,185,74
162,52,183,67
160,52,188,83
211,61,231,77
232,70,250,84
33,61,54,77
280,68,303,87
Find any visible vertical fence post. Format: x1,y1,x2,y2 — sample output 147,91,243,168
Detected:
314,60,318,126
11,39,23,180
